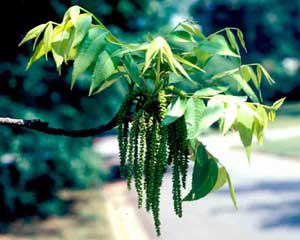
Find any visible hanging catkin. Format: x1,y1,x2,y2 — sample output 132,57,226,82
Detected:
152,125,167,235
117,96,131,177
172,133,182,217
177,117,189,188
146,121,159,211
143,114,153,194
127,110,140,189
135,111,146,208
116,93,190,236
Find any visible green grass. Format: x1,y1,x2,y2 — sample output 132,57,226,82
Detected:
255,136,300,158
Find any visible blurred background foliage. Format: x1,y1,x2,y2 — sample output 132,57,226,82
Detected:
0,0,299,229
189,0,300,100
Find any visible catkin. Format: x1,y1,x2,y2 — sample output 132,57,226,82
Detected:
133,112,141,186
146,121,159,211
152,125,168,235
144,115,153,197
117,97,131,177
136,111,146,208
117,123,125,175
158,90,167,120
117,93,190,236
172,144,182,217
127,111,140,189
177,117,189,188
167,124,175,166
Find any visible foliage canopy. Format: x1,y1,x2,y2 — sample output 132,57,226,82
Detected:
20,5,284,236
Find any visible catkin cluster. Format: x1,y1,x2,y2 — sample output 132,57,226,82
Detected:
117,91,189,236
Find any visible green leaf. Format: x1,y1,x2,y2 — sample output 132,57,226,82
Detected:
268,110,276,122
89,50,118,95
168,72,185,84
256,104,268,129
236,106,254,162
247,65,258,86
256,65,262,85
253,118,264,145
241,65,261,100
194,86,228,97
254,104,267,144
210,68,239,81
271,97,286,110
257,64,275,84
69,5,80,24
169,30,196,43
199,35,240,58
143,36,194,81
26,41,45,70
183,144,218,201
209,153,238,209
172,58,193,81
194,48,211,67
193,101,224,137
174,55,205,73
225,170,238,209
237,29,247,52
51,27,74,69
62,5,80,24
52,49,64,74
241,65,263,101
19,23,47,46
161,39,178,71
63,28,76,61
52,26,71,43
180,22,205,39
72,14,92,48
222,103,238,135
241,65,250,82
241,65,258,85
143,38,160,73
243,103,263,122
43,23,53,59
123,54,141,86
93,77,119,95
112,44,149,57
226,29,240,54
162,97,187,126
212,167,227,192
231,73,259,103
185,98,205,139
71,29,107,89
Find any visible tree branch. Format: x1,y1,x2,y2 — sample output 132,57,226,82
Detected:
0,115,118,138
0,93,137,137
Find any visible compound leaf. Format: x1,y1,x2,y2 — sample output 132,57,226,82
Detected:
71,28,107,88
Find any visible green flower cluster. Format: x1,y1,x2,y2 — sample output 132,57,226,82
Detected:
117,91,189,236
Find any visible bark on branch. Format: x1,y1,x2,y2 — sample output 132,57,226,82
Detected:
0,115,118,138
0,93,137,137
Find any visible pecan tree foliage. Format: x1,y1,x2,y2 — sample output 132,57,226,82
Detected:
5,5,285,236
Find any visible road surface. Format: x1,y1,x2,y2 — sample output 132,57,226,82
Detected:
95,127,300,240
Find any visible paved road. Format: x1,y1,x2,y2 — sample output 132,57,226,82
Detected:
95,127,300,240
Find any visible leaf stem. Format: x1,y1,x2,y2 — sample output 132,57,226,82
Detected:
207,27,240,39
49,21,60,26
156,52,161,88
167,92,275,110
